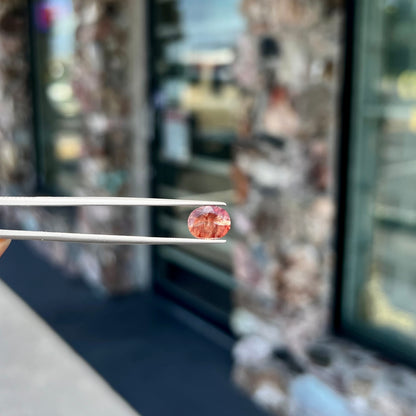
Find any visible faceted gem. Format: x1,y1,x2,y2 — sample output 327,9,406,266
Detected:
187,206,231,239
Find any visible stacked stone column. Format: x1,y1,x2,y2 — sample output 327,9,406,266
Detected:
71,0,136,292
0,0,34,193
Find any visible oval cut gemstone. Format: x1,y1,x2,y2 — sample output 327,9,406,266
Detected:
187,206,231,239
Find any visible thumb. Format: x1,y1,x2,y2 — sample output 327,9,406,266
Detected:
0,239,11,258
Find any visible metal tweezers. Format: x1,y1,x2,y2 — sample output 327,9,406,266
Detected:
0,197,227,245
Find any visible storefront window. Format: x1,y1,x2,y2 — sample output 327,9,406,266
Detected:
341,0,416,364
31,0,81,193
151,0,244,324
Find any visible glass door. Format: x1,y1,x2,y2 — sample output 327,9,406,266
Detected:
339,0,416,366
150,0,244,327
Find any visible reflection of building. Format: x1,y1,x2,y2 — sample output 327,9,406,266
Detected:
180,64,241,134
1,0,416,415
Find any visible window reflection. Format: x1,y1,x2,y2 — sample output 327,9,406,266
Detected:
153,0,245,294
32,0,82,192
344,0,416,345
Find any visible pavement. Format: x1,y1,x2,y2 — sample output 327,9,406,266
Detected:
0,278,140,416
0,240,266,416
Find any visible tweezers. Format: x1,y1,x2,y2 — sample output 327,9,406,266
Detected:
0,197,227,245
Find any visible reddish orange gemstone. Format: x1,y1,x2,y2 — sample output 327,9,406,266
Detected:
187,206,231,239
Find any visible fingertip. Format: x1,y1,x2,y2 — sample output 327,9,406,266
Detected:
0,239,11,258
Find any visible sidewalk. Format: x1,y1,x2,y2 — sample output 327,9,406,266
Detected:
0,278,139,416
0,241,266,416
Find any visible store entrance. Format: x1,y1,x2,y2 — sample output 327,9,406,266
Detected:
149,0,244,328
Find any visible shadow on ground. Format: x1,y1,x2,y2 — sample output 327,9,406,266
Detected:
0,241,266,416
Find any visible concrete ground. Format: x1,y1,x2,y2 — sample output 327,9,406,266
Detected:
0,278,139,416
0,241,266,416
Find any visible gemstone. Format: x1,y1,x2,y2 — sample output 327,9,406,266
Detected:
187,206,231,239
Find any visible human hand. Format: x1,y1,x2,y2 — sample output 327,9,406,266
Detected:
0,239,11,258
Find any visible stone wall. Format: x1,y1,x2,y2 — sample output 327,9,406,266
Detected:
0,0,34,193
230,1,416,415
231,0,341,364
70,0,138,292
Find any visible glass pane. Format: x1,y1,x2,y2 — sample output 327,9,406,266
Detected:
343,0,416,346
152,0,245,314
32,0,82,193
153,0,244,261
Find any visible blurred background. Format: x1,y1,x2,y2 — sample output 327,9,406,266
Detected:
1,0,416,415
